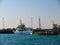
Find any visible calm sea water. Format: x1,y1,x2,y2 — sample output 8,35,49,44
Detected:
0,34,60,45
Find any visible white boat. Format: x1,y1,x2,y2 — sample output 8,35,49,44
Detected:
14,19,33,34
15,28,33,34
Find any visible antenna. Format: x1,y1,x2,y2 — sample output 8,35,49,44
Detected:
3,17,4,29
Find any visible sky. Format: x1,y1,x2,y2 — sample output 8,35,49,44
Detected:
0,0,60,29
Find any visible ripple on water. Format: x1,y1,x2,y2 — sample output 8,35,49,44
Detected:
0,34,60,45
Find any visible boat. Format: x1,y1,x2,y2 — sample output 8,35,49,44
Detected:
14,19,33,34
14,28,33,34
33,29,58,35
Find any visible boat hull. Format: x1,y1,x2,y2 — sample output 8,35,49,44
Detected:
15,29,33,34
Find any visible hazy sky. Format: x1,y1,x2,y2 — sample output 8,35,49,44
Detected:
0,0,60,29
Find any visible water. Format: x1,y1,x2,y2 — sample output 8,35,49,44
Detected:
0,34,60,45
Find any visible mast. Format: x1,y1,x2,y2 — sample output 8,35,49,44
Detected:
3,17,4,29
53,20,54,25
31,17,33,29
20,19,22,26
53,20,54,28
39,17,41,29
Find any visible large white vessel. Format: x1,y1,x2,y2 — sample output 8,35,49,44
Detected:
14,19,33,34
15,28,33,34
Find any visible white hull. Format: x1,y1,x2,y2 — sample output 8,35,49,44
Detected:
15,29,33,34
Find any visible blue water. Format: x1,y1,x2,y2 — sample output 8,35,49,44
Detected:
0,34,60,45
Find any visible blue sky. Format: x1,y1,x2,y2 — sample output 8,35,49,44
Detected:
0,0,60,29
